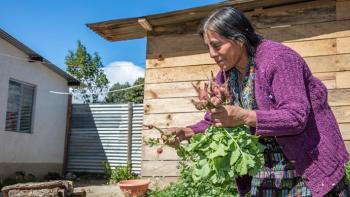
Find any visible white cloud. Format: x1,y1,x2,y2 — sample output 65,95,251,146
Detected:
104,61,145,86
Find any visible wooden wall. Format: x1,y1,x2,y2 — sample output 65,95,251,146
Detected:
141,0,350,182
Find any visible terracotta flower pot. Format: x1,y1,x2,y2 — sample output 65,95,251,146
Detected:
119,179,150,197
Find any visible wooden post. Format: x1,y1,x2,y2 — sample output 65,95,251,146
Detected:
127,102,133,171
62,94,72,175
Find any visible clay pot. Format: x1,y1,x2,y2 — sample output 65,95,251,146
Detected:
119,179,150,197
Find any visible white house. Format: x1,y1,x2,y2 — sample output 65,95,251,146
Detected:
0,28,79,179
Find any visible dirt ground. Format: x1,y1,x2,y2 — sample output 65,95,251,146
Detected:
77,184,124,197
74,179,125,197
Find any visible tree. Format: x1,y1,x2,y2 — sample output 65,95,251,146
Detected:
105,82,131,103
65,41,109,103
106,77,144,104
126,77,144,103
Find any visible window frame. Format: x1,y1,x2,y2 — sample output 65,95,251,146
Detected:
5,78,36,134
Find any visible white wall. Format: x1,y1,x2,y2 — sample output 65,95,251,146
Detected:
0,37,69,167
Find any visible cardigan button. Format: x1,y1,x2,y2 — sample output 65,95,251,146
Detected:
290,160,296,164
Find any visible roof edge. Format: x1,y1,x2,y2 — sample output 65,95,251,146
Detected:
0,28,80,86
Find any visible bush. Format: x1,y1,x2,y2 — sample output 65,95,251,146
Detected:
103,161,139,184
102,161,112,181
0,171,39,190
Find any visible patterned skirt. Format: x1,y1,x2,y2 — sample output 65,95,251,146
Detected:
250,137,350,197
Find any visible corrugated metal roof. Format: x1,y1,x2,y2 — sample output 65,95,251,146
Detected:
87,0,309,41
0,28,80,86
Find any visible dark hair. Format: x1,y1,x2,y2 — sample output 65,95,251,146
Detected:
199,7,262,58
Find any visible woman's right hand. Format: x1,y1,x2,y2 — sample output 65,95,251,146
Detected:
163,127,194,145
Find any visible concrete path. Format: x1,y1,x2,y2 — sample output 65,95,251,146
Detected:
77,184,125,197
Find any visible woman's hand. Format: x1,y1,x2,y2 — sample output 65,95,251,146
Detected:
162,127,194,146
210,105,256,127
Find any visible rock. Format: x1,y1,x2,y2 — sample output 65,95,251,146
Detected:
1,180,73,197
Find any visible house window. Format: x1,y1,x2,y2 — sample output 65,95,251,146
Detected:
5,79,35,133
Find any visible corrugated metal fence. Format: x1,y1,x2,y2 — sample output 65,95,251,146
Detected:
66,103,143,174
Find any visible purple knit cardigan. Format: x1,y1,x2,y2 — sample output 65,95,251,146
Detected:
187,40,349,197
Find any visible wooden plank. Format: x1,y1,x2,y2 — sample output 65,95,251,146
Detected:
248,0,335,29
283,39,337,57
144,97,198,114
141,89,350,125
142,145,179,161
336,1,350,20
339,123,350,141
145,82,199,99
141,160,179,176
146,34,206,58
142,128,163,140
151,20,201,36
145,64,218,84
332,106,350,123
257,19,350,43
143,112,204,129
337,37,350,54
328,89,350,107
344,140,350,153
306,55,338,73
146,53,215,69
337,54,350,71
143,77,342,115
313,72,336,89
314,72,336,81
336,71,350,88
321,80,336,89
306,54,350,73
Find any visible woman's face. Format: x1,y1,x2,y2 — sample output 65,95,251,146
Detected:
204,30,245,71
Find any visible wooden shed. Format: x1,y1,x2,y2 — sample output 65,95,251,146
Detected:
88,0,350,184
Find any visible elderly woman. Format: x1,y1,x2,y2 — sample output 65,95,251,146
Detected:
165,7,350,197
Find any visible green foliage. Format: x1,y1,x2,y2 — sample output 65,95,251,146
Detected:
102,162,139,184
126,77,144,103
0,177,17,189
147,125,264,196
105,82,131,103
106,77,144,104
345,161,350,184
102,161,112,181
181,125,265,187
65,40,109,103
0,171,38,190
148,162,238,197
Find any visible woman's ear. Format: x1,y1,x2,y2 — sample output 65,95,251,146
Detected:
235,37,245,48
239,41,244,48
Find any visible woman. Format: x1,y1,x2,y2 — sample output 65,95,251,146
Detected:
165,7,350,197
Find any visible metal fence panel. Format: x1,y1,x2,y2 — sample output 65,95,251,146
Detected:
67,103,143,174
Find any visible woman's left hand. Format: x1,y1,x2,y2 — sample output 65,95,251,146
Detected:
210,105,256,127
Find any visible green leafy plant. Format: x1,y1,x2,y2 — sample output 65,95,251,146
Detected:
102,161,112,182
148,166,238,197
0,171,39,190
103,162,139,184
182,125,264,185
345,161,350,184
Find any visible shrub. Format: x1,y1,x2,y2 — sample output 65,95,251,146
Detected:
103,161,139,184
0,171,38,190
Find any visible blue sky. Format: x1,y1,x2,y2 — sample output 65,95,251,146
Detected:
1,0,221,85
